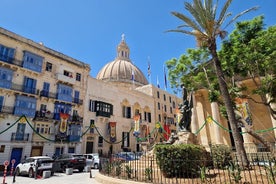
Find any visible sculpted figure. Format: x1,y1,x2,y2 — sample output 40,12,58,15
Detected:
178,85,192,132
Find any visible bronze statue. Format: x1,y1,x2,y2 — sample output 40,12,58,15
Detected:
178,85,193,132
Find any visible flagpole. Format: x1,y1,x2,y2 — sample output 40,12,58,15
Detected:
147,56,151,84
163,64,167,91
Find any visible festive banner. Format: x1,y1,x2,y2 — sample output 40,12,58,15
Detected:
133,115,140,137
59,112,69,133
163,124,171,141
109,122,116,142
235,98,253,126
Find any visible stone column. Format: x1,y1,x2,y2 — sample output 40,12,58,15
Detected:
241,127,257,153
191,93,199,134
210,102,223,144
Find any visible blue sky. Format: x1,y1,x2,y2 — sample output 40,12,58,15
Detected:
1,0,275,94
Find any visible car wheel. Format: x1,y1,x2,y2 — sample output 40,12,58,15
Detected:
78,167,84,172
94,163,99,169
15,168,20,176
28,168,34,178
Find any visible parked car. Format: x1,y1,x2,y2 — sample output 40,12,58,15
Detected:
113,152,137,162
54,153,86,172
15,156,54,178
83,153,100,169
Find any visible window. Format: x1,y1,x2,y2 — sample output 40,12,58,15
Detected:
169,96,172,103
144,112,151,123
90,120,94,133
122,106,131,118
46,62,52,72
148,112,151,123
93,101,113,117
89,100,96,112
170,107,172,113
164,105,167,112
0,96,3,112
172,101,176,108
158,114,161,122
0,44,15,63
76,73,81,81
73,90,80,103
163,94,166,101
98,136,103,147
64,70,73,78
122,132,130,148
68,147,75,153
14,95,36,118
0,67,13,89
22,51,43,72
23,77,37,94
41,82,50,97
57,83,73,102
157,102,160,110
157,91,160,98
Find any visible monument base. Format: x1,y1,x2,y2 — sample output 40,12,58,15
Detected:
173,131,198,145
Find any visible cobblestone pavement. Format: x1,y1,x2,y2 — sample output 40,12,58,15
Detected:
2,170,101,184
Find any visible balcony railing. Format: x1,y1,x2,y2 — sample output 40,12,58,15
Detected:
56,73,75,85
10,83,39,95
70,115,83,123
11,133,29,141
73,98,83,105
0,55,23,67
34,111,54,121
40,90,57,99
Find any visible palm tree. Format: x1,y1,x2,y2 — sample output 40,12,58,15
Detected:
168,0,258,166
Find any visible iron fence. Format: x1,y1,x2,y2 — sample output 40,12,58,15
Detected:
99,152,276,184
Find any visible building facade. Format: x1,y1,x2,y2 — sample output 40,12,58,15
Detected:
0,27,90,166
0,27,275,167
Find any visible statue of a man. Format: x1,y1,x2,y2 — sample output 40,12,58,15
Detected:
178,85,193,132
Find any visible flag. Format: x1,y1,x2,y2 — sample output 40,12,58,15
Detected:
133,115,140,137
157,76,160,88
147,60,151,77
109,122,117,142
164,65,167,90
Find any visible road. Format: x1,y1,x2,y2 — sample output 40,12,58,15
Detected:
3,170,101,184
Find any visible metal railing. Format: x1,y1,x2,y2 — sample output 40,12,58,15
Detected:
11,133,29,141
99,152,276,184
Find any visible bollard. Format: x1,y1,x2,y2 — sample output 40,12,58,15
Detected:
10,159,16,176
12,170,16,183
90,168,93,178
2,160,9,184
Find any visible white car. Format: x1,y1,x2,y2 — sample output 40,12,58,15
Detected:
15,156,54,177
83,153,100,169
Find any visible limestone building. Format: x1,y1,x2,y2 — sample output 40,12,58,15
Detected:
82,36,180,155
0,27,90,166
0,26,275,167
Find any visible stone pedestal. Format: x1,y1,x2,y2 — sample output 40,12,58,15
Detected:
66,168,73,175
173,131,198,145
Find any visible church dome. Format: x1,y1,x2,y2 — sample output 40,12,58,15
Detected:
96,35,148,86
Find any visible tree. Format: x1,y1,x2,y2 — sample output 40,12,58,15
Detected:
168,0,258,166
220,16,276,119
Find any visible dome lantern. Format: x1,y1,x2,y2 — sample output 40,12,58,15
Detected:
96,35,148,86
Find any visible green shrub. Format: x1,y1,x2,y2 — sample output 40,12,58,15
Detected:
145,167,152,181
211,144,232,169
125,165,133,179
154,144,208,178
